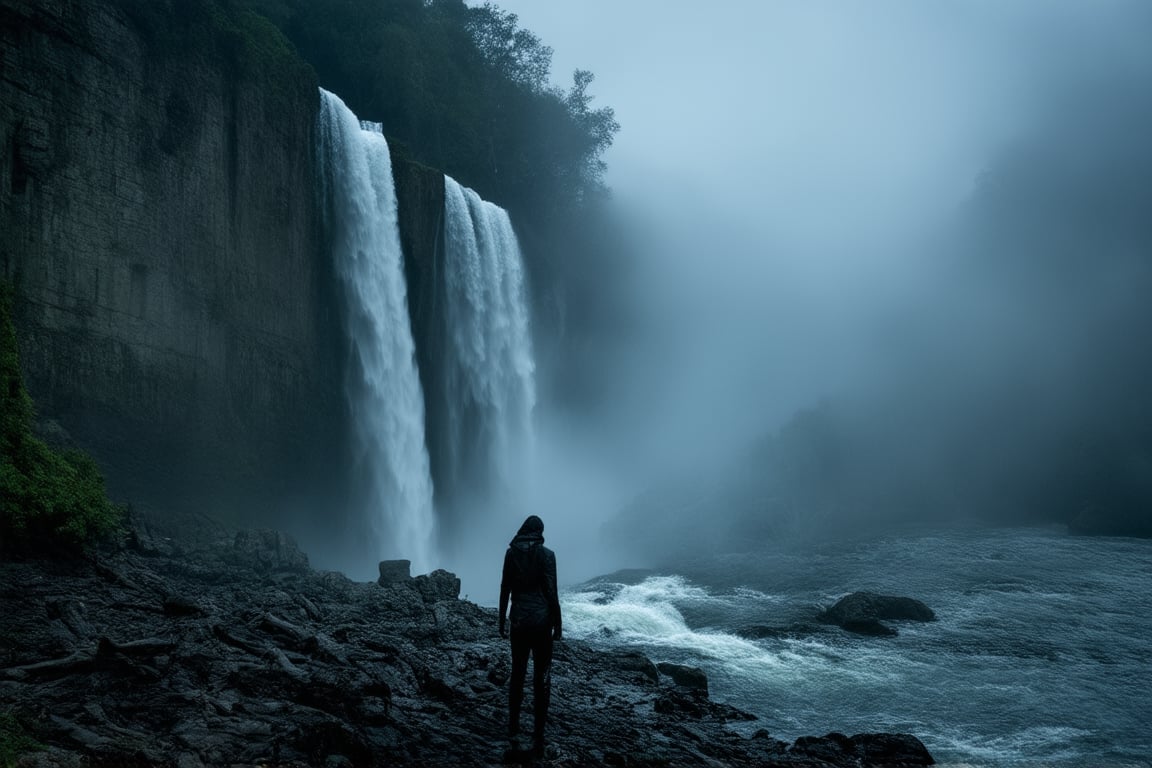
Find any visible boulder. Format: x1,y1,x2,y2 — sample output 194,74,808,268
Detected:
412,569,460,602
611,651,659,684
377,559,411,585
656,662,708,694
163,595,203,617
851,733,936,765
790,732,856,762
818,592,935,636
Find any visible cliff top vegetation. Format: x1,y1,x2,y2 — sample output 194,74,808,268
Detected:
240,0,619,227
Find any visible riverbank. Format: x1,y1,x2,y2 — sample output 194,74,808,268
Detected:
0,517,933,766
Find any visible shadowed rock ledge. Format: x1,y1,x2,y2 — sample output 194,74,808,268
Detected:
0,522,934,767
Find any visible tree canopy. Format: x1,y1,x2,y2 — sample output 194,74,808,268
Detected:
240,0,618,224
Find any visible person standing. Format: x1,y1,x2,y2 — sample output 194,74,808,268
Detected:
499,514,562,755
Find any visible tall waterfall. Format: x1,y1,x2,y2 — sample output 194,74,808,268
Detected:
441,177,537,504
317,89,435,570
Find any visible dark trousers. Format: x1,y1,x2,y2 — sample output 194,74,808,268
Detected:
508,624,553,738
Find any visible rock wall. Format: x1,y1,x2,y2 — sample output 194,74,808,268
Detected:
0,0,343,521
390,150,450,510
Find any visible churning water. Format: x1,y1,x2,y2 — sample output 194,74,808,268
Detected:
563,529,1152,766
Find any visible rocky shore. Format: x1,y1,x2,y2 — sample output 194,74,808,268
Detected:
0,520,934,767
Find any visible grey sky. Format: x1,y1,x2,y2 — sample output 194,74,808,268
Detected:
466,1,1152,558
492,0,1147,248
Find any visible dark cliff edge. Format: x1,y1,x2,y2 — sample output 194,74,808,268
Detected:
390,148,453,521
0,0,346,525
0,516,935,767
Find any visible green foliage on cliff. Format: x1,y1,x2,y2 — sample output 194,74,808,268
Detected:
114,0,315,95
0,286,123,553
0,711,43,767
241,0,618,224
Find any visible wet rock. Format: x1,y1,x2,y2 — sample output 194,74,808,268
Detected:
653,688,707,718
610,651,659,684
0,521,935,767
790,732,857,762
229,530,309,573
412,569,461,602
378,559,412,585
163,595,202,617
656,661,708,693
852,732,936,765
818,591,936,636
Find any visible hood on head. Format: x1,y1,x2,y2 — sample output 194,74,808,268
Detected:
511,514,544,548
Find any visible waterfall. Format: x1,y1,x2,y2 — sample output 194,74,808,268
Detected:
317,89,435,570
441,177,537,503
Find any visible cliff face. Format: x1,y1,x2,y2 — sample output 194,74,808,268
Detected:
390,150,450,513
0,0,342,520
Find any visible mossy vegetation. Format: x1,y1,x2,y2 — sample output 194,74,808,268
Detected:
1,285,123,554
0,711,42,767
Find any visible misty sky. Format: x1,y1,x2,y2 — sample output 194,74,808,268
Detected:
448,1,1152,589
487,1,1152,449
495,1,1148,242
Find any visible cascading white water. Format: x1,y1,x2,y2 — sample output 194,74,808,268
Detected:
441,177,536,500
317,89,435,571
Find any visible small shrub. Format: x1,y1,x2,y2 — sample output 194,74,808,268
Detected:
1,284,123,553
0,711,43,767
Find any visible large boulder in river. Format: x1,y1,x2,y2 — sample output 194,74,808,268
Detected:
852,732,936,765
818,591,935,636
789,732,935,765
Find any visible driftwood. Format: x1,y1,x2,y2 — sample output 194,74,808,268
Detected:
1,651,94,680
97,636,177,657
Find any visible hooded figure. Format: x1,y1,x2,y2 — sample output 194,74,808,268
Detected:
499,514,562,753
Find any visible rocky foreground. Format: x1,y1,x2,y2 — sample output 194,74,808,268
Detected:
0,523,934,767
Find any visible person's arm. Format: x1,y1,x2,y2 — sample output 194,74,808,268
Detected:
545,549,561,640
498,550,511,638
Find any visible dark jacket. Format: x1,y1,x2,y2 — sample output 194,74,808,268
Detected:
499,532,561,632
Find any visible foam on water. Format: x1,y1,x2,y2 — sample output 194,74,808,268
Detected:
564,575,899,687
567,530,1152,766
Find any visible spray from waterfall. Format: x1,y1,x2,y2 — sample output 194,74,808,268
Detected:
317,88,435,571
441,177,537,511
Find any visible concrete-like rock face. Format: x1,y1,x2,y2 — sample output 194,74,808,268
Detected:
819,591,937,636
0,520,936,767
0,0,342,519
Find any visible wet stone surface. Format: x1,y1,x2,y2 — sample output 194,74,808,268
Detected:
0,525,934,766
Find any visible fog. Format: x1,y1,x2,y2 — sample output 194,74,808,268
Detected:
434,0,1152,587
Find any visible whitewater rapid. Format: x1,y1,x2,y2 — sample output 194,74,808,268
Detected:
563,530,1152,767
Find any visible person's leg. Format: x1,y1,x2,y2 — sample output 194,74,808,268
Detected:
508,627,531,737
530,628,554,749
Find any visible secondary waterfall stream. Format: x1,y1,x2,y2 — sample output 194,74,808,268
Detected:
317,89,435,571
441,177,536,506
